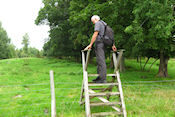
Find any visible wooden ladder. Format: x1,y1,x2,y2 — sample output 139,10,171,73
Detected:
80,49,127,117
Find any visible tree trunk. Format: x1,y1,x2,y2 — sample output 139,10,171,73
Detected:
148,58,158,72
142,57,150,71
157,50,169,77
120,56,125,72
136,56,139,62
139,56,143,70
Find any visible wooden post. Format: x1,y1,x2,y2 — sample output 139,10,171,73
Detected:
113,50,124,72
116,71,127,117
82,51,91,117
85,50,91,71
113,52,117,70
50,70,56,117
113,50,127,117
79,80,84,104
120,56,125,72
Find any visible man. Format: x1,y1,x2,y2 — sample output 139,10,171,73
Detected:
84,15,117,83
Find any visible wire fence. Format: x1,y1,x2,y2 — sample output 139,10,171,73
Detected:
1,79,175,87
0,74,175,117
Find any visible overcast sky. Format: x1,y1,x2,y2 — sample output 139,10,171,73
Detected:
0,0,50,50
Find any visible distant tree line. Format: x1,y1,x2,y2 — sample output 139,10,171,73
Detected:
17,33,43,58
0,22,42,59
0,22,16,59
35,0,175,77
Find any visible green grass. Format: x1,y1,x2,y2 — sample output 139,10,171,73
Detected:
0,57,174,117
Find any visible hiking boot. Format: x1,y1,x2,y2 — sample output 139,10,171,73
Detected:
92,77,100,82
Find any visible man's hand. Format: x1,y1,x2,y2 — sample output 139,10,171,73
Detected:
84,44,92,51
112,45,117,52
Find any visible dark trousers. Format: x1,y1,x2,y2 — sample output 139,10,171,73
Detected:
95,42,106,80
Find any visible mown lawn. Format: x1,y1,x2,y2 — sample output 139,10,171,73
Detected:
0,57,174,117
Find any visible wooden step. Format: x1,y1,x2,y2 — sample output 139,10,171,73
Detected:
91,88,106,90
90,102,121,106
88,74,117,77
89,92,120,97
88,83,118,86
92,112,122,117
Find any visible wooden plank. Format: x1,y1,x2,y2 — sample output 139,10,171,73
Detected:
92,112,122,117
88,83,118,86
81,49,91,52
85,50,91,71
116,71,127,117
89,89,121,112
81,101,121,106
82,51,91,117
80,50,86,105
80,51,85,104
91,86,115,92
113,50,124,72
91,88,106,90
90,102,121,106
79,80,84,104
79,101,84,105
84,71,91,117
89,92,120,97
50,70,56,117
88,74,117,77
112,52,117,71
116,50,123,71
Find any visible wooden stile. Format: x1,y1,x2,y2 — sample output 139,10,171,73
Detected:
80,49,127,117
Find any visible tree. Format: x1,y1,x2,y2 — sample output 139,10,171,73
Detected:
7,44,17,58
35,0,75,58
125,0,175,77
28,47,41,57
36,0,175,77
69,0,136,62
22,33,30,55
0,21,15,59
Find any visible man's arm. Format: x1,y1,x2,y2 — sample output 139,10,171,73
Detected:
84,31,98,50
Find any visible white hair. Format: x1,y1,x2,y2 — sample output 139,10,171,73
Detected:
91,15,100,21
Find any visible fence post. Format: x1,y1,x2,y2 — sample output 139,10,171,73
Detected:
50,70,56,117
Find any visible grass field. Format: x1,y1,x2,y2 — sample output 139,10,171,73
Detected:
0,57,174,117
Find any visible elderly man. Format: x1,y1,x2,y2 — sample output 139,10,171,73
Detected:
84,15,117,83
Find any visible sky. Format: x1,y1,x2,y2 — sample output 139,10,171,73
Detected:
0,0,50,50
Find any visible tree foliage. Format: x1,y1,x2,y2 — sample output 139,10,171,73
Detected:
22,33,30,55
19,33,42,58
125,0,175,77
36,0,75,58
0,22,16,59
36,0,175,77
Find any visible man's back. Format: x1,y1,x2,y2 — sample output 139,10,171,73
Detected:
94,20,107,42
